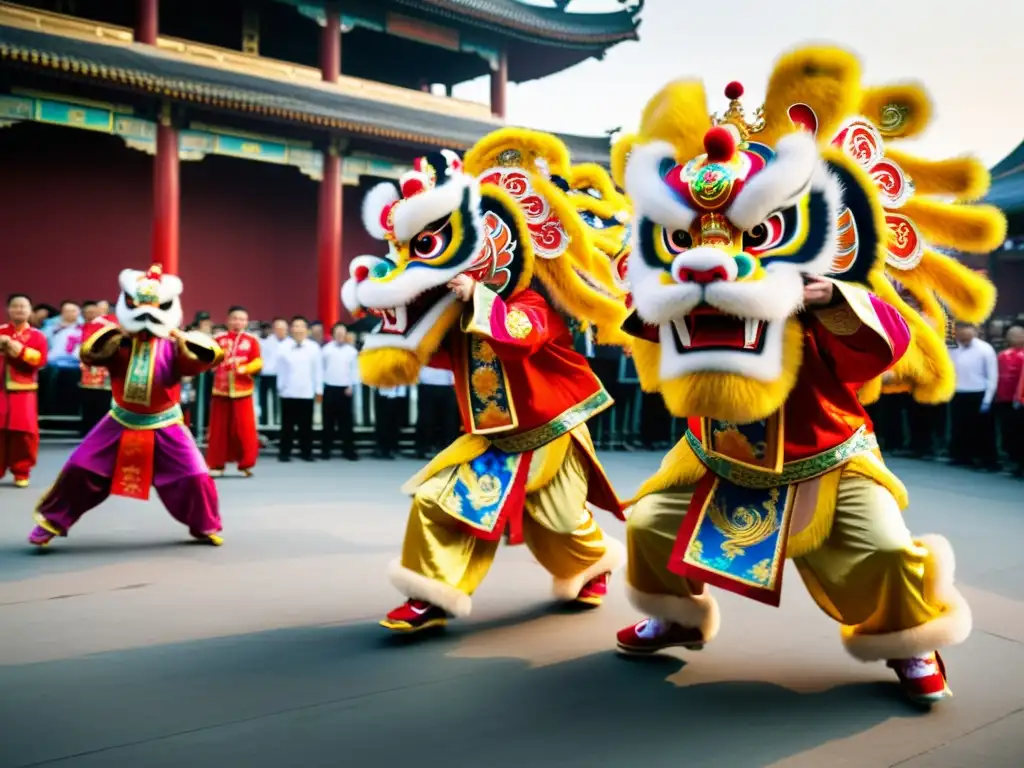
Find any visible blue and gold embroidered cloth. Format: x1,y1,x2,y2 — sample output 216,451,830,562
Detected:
438,446,523,533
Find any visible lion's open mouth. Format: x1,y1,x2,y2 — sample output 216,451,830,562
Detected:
670,305,767,354
367,285,450,336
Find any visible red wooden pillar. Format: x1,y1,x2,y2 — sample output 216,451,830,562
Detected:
152,103,180,275
321,8,341,83
317,142,342,329
490,47,507,118
136,0,158,45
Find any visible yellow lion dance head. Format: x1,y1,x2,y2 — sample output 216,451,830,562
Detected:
341,130,627,387
622,45,1004,423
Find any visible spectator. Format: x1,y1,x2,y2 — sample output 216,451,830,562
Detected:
415,365,458,459
43,301,82,418
310,320,325,345
374,384,406,459
77,301,113,435
194,312,214,336
276,316,321,462
949,322,999,470
321,322,359,460
995,325,1024,475
259,318,290,427
31,303,56,330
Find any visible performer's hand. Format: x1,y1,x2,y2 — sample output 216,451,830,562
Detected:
447,274,476,302
802,277,834,306
169,328,185,341
235,366,248,376
344,387,353,397
316,394,323,404
980,400,992,414
6,340,24,358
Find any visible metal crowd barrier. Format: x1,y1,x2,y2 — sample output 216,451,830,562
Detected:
38,369,671,451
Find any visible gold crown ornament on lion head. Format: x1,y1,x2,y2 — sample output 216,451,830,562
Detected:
623,49,891,424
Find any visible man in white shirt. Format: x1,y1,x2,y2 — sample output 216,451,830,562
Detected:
321,322,359,460
948,322,999,470
275,316,322,462
414,365,459,459
258,318,290,427
375,384,407,460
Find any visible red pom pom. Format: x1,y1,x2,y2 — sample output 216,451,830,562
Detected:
378,202,396,233
703,126,737,163
724,81,744,100
401,177,426,198
353,265,370,283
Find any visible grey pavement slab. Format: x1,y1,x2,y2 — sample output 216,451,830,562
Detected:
0,448,1022,767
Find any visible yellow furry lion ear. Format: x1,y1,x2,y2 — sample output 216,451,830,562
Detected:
636,80,710,162
610,133,637,189
759,45,863,145
463,127,571,178
885,150,990,202
859,83,932,140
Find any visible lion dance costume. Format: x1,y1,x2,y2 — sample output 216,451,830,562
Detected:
612,45,1003,705
30,265,226,547
341,132,629,632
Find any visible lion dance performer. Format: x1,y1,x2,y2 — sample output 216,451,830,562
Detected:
29,265,226,547
342,134,629,633
206,305,263,478
612,45,1002,705
1,293,47,488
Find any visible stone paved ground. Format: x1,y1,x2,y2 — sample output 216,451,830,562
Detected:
1,447,1022,767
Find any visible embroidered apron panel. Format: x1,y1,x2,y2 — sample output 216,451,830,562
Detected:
123,338,156,406
668,474,796,606
702,414,783,474
465,336,518,434
437,446,526,534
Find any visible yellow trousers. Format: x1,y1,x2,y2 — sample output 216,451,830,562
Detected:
626,471,971,661
390,440,625,617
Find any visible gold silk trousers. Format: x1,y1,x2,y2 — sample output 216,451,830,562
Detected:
626,470,971,661
389,428,626,617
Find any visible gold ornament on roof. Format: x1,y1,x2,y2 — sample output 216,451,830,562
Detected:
497,149,524,167
711,81,765,141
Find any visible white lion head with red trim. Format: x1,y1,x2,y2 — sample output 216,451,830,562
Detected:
115,264,183,338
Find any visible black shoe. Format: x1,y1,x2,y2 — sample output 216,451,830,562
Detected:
301,455,316,463
344,453,359,461
279,455,292,463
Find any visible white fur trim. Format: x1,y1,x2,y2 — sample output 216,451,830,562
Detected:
361,182,400,241
627,247,703,326
626,584,721,642
392,174,475,243
727,132,820,232
551,536,627,601
387,559,473,618
624,141,698,232
841,534,972,662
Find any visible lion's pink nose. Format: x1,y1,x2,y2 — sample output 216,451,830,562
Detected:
675,266,728,285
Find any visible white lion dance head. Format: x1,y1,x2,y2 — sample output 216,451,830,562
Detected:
115,264,184,338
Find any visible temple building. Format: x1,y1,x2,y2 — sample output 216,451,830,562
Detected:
983,140,1024,315
0,0,642,326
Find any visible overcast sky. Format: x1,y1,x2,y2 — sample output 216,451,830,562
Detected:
453,0,1021,168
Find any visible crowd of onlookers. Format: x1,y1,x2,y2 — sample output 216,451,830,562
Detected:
24,298,1024,476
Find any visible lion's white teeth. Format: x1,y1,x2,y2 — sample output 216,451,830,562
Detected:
744,318,760,348
672,318,691,348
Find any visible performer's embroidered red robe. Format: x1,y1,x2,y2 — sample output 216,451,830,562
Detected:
417,285,623,541
206,330,262,471
0,322,48,480
79,317,116,392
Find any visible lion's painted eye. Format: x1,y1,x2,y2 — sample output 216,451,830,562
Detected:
744,213,786,253
410,217,451,260
662,228,692,254
159,301,173,311
124,295,137,309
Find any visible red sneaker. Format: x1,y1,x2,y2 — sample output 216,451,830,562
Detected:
380,600,449,633
616,618,706,655
887,652,951,704
575,573,610,607
28,525,55,547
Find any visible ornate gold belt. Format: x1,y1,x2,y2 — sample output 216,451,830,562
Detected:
488,388,612,454
686,426,876,489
